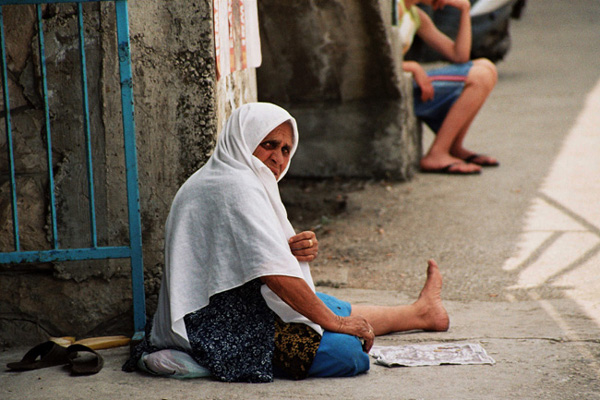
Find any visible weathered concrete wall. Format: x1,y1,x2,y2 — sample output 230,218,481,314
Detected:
0,0,417,346
125,0,218,316
287,77,420,179
257,0,420,180
0,1,256,346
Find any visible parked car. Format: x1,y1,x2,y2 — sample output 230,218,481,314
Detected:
405,0,527,63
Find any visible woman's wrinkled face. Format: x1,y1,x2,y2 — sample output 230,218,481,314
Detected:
252,122,294,180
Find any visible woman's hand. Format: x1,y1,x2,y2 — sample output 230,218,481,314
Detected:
289,231,319,262
261,275,376,353
336,315,375,353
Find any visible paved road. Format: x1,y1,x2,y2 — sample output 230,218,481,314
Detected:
1,1,599,399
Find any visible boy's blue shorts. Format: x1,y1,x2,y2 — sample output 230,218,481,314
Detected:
413,61,473,133
307,292,370,377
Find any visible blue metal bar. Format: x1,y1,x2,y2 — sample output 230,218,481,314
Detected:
0,0,147,339
77,2,98,247
0,246,133,264
0,8,20,251
37,5,59,249
115,0,146,335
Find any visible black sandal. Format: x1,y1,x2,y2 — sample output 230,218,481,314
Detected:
6,341,70,371
67,344,104,375
464,154,499,167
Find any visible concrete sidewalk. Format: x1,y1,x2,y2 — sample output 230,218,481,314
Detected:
2,1,600,399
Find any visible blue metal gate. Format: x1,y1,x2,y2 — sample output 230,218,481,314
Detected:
0,0,145,338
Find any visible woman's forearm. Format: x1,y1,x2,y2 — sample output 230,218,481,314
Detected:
261,274,376,351
261,275,342,332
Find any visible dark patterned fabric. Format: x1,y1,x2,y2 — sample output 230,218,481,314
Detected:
273,316,321,380
122,318,161,372
123,279,324,383
183,279,275,382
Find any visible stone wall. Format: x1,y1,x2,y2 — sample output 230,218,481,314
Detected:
257,0,420,180
0,1,256,346
0,0,418,346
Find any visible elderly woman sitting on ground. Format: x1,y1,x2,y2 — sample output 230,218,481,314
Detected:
124,103,449,382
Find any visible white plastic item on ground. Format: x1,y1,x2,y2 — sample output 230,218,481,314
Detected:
138,349,212,379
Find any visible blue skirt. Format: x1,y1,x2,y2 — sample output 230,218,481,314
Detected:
307,292,370,377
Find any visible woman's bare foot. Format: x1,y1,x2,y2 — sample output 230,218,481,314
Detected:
415,260,450,332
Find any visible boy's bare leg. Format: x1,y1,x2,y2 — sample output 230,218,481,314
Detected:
449,59,499,164
420,59,498,172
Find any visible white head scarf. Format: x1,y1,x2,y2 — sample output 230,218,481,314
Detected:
150,103,322,350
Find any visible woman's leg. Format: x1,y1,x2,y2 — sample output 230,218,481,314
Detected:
351,260,449,336
420,59,498,172
308,260,449,377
